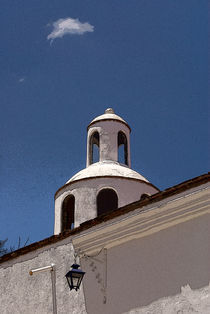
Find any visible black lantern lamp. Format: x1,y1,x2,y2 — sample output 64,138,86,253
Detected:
65,264,85,291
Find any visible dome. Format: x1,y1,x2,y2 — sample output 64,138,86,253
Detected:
66,161,149,184
54,108,159,235
88,108,131,131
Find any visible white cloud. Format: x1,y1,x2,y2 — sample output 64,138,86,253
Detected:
47,17,94,42
18,78,25,83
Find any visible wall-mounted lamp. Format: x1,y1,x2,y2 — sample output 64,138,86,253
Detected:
65,263,85,291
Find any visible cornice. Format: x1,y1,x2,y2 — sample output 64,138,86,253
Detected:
87,118,131,132
54,176,159,199
73,186,210,255
1,173,209,265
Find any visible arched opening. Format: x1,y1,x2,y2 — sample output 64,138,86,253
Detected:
97,188,118,216
61,195,75,232
118,131,128,165
140,193,151,201
89,131,100,164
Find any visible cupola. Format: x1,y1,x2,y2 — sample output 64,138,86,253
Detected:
86,108,131,167
54,109,159,235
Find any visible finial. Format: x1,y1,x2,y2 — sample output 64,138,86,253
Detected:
105,108,114,114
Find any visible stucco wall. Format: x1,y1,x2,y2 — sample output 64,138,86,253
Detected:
123,283,210,314
1,213,209,314
0,240,87,314
54,177,157,234
1,182,209,314
81,213,210,314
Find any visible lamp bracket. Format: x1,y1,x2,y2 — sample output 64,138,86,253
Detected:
29,264,57,314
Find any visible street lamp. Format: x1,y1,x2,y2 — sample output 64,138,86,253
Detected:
65,263,85,291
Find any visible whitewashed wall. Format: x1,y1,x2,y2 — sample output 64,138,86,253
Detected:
80,213,210,314
0,239,87,314
54,177,157,233
123,283,210,314
1,184,209,314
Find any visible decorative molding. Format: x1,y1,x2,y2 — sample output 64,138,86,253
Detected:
73,187,210,255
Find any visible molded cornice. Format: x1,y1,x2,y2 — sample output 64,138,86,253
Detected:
73,185,210,255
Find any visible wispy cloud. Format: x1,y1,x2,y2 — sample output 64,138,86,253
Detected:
47,17,94,42
18,77,25,83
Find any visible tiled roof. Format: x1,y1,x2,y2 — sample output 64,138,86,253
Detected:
0,172,209,264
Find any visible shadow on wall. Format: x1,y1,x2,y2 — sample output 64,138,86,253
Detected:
81,214,210,314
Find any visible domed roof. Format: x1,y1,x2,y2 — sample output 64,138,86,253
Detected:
88,108,131,131
66,161,149,184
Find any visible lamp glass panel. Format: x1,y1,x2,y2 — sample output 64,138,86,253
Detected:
72,276,79,287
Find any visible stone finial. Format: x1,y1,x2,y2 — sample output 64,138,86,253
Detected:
105,108,114,114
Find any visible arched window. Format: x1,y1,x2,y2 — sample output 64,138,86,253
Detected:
97,188,118,216
61,195,75,232
89,131,100,164
118,131,128,165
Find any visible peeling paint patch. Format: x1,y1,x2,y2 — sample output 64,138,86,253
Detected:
123,283,210,314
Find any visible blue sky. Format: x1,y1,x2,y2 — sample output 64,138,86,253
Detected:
0,0,208,249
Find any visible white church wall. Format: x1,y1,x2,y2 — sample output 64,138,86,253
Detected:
80,213,210,314
1,178,209,314
0,239,87,314
54,177,157,234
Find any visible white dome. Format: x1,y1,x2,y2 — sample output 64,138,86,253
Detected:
88,108,131,131
66,161,149,184
54,108,159,235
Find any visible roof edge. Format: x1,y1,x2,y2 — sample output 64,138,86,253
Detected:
54,176,159,199
0,172,209,264
87,118,131,132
